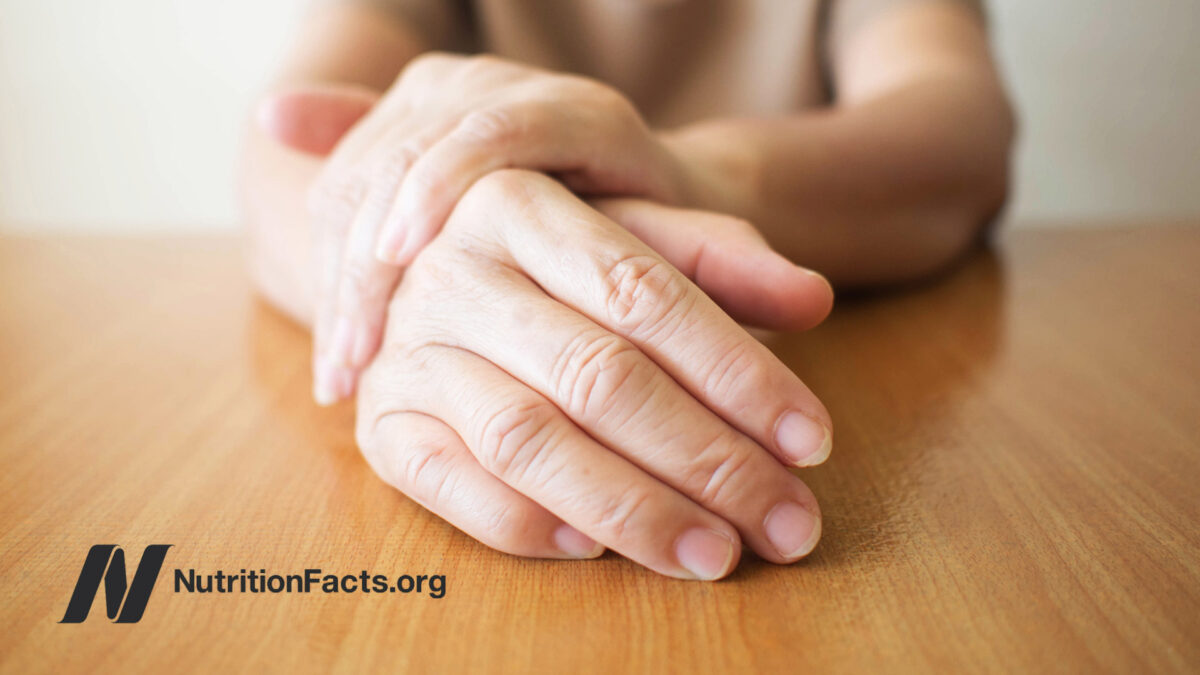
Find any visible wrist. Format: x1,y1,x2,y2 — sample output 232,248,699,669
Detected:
657,120,765,219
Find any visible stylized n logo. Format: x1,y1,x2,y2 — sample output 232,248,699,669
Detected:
60,545,172,623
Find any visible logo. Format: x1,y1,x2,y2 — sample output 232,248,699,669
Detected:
60,545,172,623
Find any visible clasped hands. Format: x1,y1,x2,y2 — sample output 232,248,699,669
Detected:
260,54,835,580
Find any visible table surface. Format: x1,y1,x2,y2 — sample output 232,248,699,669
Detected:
1,226,1198,673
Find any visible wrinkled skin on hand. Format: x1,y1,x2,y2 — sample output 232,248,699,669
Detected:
355,170,833,580
291,54,691,402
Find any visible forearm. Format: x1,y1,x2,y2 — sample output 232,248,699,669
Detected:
664,75,1013,287
663,0,1015,288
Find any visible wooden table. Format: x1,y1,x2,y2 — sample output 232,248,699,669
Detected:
1,226,1198,673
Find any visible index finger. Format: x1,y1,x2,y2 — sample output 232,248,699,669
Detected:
457,170,833,468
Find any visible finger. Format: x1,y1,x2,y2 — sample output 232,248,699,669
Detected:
466,171,833,467
326,177,405,371
376,101,671,265
312,218,357,405
322,128,430,371
592,199,834,331
391,343,742,580
309,168,367,404
360,410,604,559
422,267,822,563
257,84,380,156
314,121,456,387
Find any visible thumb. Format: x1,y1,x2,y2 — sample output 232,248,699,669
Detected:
592,199,834,331
255,84,380,156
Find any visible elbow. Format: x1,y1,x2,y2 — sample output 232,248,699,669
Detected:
890,170,1011,286
897,101,1017,284
846,162,1010,289
812,83,1017,289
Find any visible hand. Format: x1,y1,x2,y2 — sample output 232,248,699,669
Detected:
356,169,833,580
258,54,692,404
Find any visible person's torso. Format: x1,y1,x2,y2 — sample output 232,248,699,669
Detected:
446,0,831,126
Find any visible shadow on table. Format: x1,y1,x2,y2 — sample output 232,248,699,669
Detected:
743,246,1010,577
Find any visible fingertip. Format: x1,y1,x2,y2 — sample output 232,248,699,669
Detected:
313,358,355,406
717,249,834,332
787,265,835,331
775,410,834,467
752,251,835,332
553,524,606,559
764,501,822,562
328,315,355,368
674,527,740,581
255,85,377,156
313,380,339,407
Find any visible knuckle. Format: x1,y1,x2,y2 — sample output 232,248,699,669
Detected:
588,487,653,541
685,434,756,507
340,261,392,307
460,168,538,214
399,439,458,504
551,330,648,420
463,53,506,77
399,51,453,84
354,344,436,446
723,217,761,240
374,143,420,186
701,340,770,413
592,84,637,118
455,107,522,146
475,401,559,481
603,255,690,339
479,501,542,554
562,77,640,125
400,245,482,307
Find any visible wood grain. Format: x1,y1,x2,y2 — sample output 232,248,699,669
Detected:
1,227,1198,673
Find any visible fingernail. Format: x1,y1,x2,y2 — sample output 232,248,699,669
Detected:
329,316,354,367
775,411,832,466
350,326,374,368
375,227,407,264
553,524,603,559
392,228,422,265
675,528,735,580
314,358,354,406
764,501,821,560
334,366,356,399
313,358,338,406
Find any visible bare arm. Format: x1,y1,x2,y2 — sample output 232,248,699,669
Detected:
661,0,1015,287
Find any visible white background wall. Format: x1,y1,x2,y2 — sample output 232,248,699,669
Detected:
1,0,1198,232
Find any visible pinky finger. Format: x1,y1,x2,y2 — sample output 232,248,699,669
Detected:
362,410,606,560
